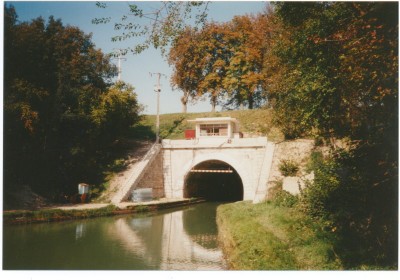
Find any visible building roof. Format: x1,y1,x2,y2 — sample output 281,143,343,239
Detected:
187,117,239,124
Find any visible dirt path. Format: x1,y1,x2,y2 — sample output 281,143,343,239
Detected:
53,198,190,211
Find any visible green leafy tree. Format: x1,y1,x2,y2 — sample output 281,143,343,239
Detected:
270,2,398,140
271,2,398,267
91,81,143,142
92,1,209,56
4,5,142,200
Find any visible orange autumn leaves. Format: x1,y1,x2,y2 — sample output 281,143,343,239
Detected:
168,13,272,111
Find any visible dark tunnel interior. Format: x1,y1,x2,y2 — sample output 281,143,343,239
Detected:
184,160,243,202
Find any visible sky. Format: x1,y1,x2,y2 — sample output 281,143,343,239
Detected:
4,0,268,115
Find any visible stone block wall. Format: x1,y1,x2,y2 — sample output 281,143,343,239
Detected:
136,150,165,198
266,139,315,197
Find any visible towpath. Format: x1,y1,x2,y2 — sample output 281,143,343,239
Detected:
53,198,192,211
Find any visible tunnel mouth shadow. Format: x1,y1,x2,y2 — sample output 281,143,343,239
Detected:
183,160,244,202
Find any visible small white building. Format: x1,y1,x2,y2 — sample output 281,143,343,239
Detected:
187,117,242,139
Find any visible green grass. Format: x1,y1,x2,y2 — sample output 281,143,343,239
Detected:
217,201,343,270
132,109,284,142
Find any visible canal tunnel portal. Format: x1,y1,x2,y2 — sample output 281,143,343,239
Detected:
161,138,275,202
184,160,243,202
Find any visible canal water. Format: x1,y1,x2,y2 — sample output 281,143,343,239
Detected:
3,202,227,270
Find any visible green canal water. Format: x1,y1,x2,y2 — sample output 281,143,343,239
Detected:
3,202,227,270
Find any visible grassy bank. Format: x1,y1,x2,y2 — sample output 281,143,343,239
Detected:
217,200,343,270
132,109,284,142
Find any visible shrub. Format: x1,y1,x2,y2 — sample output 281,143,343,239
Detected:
299,146,398,268
305,151,324,173
272,190,298,208
279,160,299,176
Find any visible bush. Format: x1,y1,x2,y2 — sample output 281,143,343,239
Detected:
299,147,398,268
305,151,324,173
272,190,298,208
279,160,299,176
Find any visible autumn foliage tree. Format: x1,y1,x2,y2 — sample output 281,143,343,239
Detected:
168,27,205,113
169,14,269,112
222,15,267,110
270,2,398,267
169,23,229,112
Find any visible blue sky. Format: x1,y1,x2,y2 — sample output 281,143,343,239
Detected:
4,1,268,114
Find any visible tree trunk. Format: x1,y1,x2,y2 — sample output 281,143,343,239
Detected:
182,102,187,113
181,94,188,113
248,93,254,109
211,95,216,112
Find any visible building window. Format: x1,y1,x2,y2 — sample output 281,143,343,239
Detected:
199,124,228,136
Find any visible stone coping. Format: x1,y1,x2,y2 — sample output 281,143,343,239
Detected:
162,137,268,149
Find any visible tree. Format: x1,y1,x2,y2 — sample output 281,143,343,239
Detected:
195,22,231,112
91,81,143,142
223,15,269,110
92,1,209,56
169,13,272,112
271,2,398,266
270,2,398,140
168,23,229,112
4,5,142,199
168,27,203,113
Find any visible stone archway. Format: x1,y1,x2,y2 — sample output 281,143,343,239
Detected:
183,160,243,202
169,151,252,200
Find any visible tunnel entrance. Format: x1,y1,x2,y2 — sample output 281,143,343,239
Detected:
184,160,243,202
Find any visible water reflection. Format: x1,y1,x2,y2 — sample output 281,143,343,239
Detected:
108,203,224,270
75,223,86,240
3,202,226,270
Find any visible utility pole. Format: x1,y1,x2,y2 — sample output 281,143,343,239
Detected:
150,72,166,143
113,49,126,81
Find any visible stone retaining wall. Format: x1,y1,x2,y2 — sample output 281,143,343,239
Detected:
266,139,315,197
136,150,165,198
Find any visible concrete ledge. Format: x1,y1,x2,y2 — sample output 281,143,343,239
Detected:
162,137,268,149
118,198,206,210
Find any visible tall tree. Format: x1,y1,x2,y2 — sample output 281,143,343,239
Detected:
4,5,142,199
271,2,398,266
168,27,203,113
169,23,229,112
196,23,231,112
222,15,267,110
169,13,272,112
270,2,398,140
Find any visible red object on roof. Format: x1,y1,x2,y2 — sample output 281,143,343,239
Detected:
185,129,196,139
